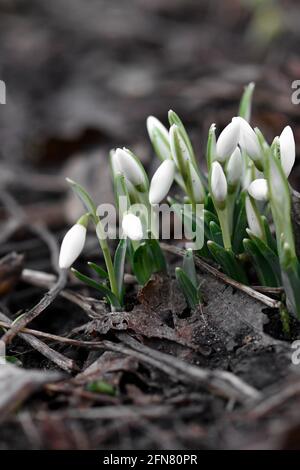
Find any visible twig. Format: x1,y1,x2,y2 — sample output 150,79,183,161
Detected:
117,333,261,403
0,312,78,373
21,268,107,318
1,269,67,345
0,320,260,403
0,188,60,272
161,243,281,309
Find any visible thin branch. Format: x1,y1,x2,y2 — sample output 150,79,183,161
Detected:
1,269,67,345
161,243,281,309
0,312,78,373
0,320,260,403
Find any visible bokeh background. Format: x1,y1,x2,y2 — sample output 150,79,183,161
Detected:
0,0,299,242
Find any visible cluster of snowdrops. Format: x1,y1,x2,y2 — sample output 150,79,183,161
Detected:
58,83,300,320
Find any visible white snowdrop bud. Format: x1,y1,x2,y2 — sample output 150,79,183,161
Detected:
234,117,262,164
122,213,144,241
110,149,123,176
147,116,171,161
188,161,206,203
169,124,191,171
149,159,175,205
216,119,240,162
245,196,264,239
59,215,88,269
115,148,146,187
248,178,269,201
279,126,295,177
211,161,228,205
226,147,243,188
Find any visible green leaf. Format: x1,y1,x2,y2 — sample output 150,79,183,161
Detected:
66,178,97,220
262,216,277,255
132,237,166,285
168,110,196,167
207,241,248,284
246,230,281,284
239,82,255,122
113,173,131,211
175,267,200,309
232,191,248,253
281,259,300,318
243,238,279,287
146,236,167,273
182,249,197,288
71,268,121,308
114,238,127,299
209,221,223,246
132,242,154,285
88,262,109,280
86,380,115,396
265,146,295,258
206,123,217,171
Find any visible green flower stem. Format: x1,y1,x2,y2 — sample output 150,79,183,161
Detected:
226,190,237,235
217,207,232,250
94,217,119,305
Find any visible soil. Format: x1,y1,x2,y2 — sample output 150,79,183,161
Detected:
1,0,300,450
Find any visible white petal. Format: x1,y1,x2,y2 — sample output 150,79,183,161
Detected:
280,126,295,177
149,160,175,205
248,178,268,201
115,148,145,186
216,119,240,162
59,224,86,269
147,116,171,161
122,213,144,241
226,147,243,187
234,116,261,162
211,161,227,203
245,196,264,239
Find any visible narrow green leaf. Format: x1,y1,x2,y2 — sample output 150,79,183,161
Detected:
66,178,97,220
246,230,281,284
182,249,197,288
114,238,127,298
206,123,217,171
88,262,108,280
207,241,248,284
209,221,223,247
71,268,121,308
243,238,279,287
175,267,200,309
239,82,255,122
168,110,196,167
232,191,248,254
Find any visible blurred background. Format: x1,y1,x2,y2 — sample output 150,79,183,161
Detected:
0,0,299,269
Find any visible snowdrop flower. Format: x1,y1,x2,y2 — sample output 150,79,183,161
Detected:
188,161,206,203
234,117,262,166
226,147,243,188
211,161,227,205
216,119,240,162
114,148,147,187
147,116,171,161
245,196,264,239
59,215,88,269
169,124,191,170
122,213,144,241
149,159,175,205
279,126,295,177
248,178,269,201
